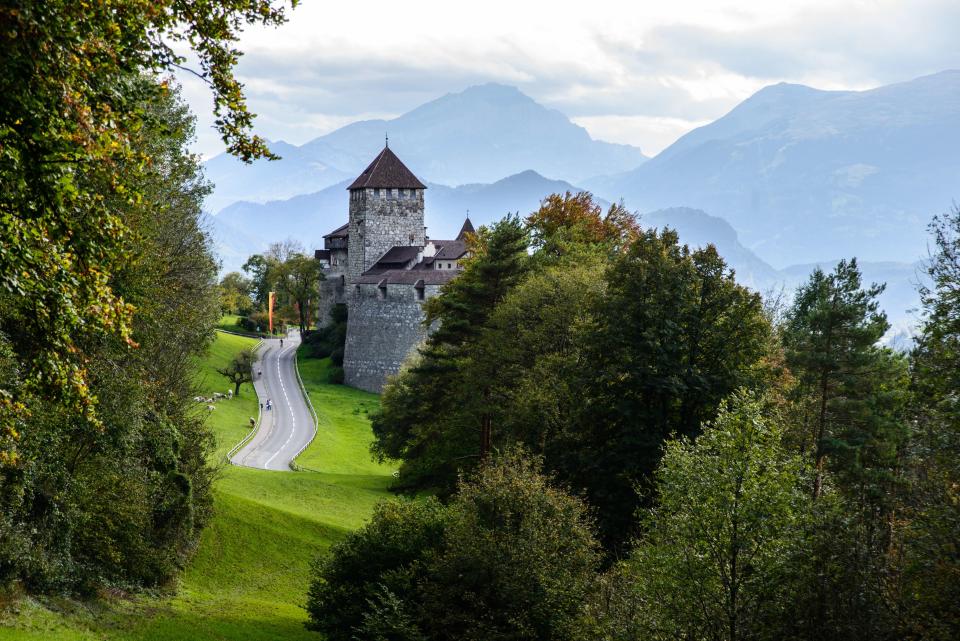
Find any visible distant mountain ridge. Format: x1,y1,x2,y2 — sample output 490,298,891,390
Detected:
588,70,960,267
203,83,647,211
210,169,605,273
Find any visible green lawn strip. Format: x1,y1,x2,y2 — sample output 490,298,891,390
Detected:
216,314,273,338
193,330,261,460
2,332,393,641
294,348,394,477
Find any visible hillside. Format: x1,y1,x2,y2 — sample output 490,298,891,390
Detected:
588,70,960,267
203,83,646,211
0,334,392,641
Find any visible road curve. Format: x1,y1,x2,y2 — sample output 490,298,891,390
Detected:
231,330,315,471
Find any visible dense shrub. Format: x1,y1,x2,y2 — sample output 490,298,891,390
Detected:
306,449,600,641
305,304,347,363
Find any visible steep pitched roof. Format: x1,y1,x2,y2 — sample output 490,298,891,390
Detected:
433,240,468,260
347,146,427,190
456,217,475,240
324,222,349,238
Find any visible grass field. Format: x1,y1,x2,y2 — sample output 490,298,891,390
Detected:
215,314,276,339
0,333,391,640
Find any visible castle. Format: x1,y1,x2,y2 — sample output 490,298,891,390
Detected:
314,145,473,392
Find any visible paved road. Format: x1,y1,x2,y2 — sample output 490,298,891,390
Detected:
231,330,315,471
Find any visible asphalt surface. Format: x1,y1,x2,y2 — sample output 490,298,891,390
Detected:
231,330,315,471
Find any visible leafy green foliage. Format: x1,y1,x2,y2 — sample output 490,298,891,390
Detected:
372,199,771,554
0,81,220,593
307,449,600,641
574,230,771,550
371,216,531,489
603,392,810,641
782,258,908,499
218,272,254,316
276,253,323,333
0,1,295,439
895,207,960,639
303,304,348,382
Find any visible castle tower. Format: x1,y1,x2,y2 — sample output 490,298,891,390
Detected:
347,146,427,281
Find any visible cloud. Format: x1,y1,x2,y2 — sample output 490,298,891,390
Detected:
177,0,960,159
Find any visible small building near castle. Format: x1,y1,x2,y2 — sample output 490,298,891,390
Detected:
314,145,473,392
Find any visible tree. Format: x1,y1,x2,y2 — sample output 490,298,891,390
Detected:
219,272,254,316
573,229,771,551
217,348,256,396
242,253,280,310
616,392,810,641
371,216,530,490
0,80,220,592
896,207,960,639
276,253,323,334
527,191,638,260
0,1,295,442
780,259,910,640
782,259,905,498
306,498,449,641
306,449,600,641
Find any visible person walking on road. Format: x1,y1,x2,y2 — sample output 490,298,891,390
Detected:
280,338,284,348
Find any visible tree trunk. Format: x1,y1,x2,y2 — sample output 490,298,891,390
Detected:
235,379,242,396
480,414,491,463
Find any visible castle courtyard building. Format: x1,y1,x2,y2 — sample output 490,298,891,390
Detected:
315,145,472,392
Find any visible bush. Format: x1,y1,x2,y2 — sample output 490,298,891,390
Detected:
306,498,449,640
306,448,600,641
328,366,344,384
330,347,344,367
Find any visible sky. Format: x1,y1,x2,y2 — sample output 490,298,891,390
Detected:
177,0,960,159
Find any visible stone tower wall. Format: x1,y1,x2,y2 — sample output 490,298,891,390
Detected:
347,189,425,282
344,282,443,392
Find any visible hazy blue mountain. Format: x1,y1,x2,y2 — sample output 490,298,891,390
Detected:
643,207,781,290
639,208,923,338
588,70,960,268
203,141,351,213
203,83,646,211
211,170,601,273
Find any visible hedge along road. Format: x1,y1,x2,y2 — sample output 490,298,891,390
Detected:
231,329,316,471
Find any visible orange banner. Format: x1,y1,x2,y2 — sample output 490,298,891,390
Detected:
268,291,275,334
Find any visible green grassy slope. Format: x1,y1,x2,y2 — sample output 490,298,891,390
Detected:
1,334,391,640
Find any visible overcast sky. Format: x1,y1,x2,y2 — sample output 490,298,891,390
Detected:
177,0,960,159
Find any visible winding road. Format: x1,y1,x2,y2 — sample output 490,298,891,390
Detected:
231,330,316,471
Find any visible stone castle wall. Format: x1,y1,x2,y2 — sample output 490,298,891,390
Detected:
348,189,425,281
317,270,346,327
344,282,442,392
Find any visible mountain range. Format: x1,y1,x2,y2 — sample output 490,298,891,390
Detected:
203,83,647,212
587,70,960,267
207,71,957,335
210,170,599,272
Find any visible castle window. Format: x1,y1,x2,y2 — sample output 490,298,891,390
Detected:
416,287,424,300
374,188,380,198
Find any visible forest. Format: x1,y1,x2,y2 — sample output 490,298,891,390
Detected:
307,194,960,641
0,2,958,641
